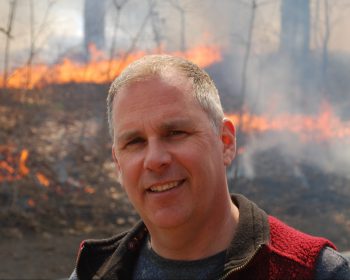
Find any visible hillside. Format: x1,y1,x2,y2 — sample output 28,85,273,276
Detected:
0,85,349,279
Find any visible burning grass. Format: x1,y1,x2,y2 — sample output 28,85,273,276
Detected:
0,45,221,90
0,85,349,251
0,86,137,238
226,101,350,143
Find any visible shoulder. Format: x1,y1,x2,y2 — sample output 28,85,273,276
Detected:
268,216,335,268
315,247,350,280
74,221,147,280
78,220,147,257
268,216,335,251
69,230,129,280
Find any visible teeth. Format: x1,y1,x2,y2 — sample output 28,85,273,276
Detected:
149,181,180,192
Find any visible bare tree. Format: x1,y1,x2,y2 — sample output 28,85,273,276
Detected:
321,0,330,96
26,0,56,89
313,0,347,96
106,0,129,80
279,0,312,105
280,0,310,60
84,0,107,60
239,0,257,111
1,0,17,89
110,3,154,78
232,0,277,179
319,0,349,96
233,0,258,179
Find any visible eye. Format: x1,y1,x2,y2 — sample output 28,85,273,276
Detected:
168,130,187,137
125,137,145,148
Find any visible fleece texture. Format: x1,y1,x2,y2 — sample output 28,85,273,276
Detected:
267,216,336,280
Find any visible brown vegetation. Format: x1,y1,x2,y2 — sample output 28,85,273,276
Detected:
0,85,349,279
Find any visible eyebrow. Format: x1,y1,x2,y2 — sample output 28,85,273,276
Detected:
116,130,141,146
159,118,195,131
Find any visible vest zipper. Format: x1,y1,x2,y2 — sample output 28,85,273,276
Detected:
218,244,263,280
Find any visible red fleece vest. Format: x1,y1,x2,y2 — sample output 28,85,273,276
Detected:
268,216,336,279
227,216,336,280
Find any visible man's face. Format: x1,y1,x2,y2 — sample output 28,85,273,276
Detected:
112,72,235,231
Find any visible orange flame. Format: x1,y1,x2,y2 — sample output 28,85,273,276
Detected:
0,161,15,175
19,149,30,176
36,172,50,188
88,44,106,61
226,103,350,142
84,186,95,194
27,198,36,207
0,147,30,181
0,45,221,89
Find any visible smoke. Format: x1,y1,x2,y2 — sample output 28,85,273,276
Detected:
1,0,350,178
220,48,350,179
0,0,277,65
0,0,84,66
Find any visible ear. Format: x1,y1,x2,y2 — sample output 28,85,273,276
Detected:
112,145,122,184
221,118,236,166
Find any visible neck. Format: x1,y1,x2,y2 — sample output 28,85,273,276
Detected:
148,195,239,261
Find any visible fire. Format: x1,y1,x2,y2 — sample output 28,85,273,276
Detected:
19,149,30,176
36,172,50,188
173,45,221,68
84,186,96,194
226,103,350,142
0,146,30,181
0,147,51,189
0,45,221,89
27,198,36,208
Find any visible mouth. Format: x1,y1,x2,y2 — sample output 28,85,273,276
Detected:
147,179,185,193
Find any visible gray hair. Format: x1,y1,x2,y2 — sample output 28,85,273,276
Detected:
107,54,224,140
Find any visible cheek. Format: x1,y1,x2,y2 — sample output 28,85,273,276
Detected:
117,154,143,184
118,157,129,173
174,143,214,172
186,141,224,174
121,163,137,182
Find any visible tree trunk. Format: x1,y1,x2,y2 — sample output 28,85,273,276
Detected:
280,0,311,104
233,0,257,180
84,0,106,59
280,0,310,60
321,0,330,96
2,0,17,89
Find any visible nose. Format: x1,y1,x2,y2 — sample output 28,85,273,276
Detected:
143,139,171,172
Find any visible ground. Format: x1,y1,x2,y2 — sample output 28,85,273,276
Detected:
1,233,84,279
1,86,350,279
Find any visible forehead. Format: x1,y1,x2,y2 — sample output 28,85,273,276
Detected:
112,74,207,134
114,73,197,114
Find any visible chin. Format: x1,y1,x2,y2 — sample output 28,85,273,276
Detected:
146,209,191,230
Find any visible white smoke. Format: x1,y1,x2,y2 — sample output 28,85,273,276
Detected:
1,0,350,179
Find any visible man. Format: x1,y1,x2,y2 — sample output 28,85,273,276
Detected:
70,55,349,279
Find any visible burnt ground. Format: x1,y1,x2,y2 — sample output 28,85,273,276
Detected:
0,86,138,279
0,86,350,279
1,233,93,279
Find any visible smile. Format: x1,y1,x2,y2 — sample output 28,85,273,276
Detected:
148,180,185,193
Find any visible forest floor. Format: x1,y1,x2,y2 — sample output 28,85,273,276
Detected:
1,232,89,279
0,86,136,279
1,86,350,279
